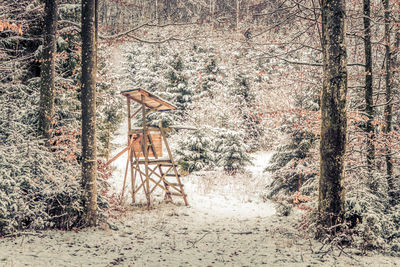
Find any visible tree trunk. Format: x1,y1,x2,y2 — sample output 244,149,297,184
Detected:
383,0,395,202
363,0,375,183
319,0,347,228
236,0,240,32
39,0,57,140
81,0,98,227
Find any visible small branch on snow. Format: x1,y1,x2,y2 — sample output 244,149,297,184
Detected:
2,232,42,238
186,232,209,248
127,34,185,44
232,231,253,235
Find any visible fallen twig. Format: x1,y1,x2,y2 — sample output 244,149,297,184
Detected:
2,232,41,238
232,231,253,235
186,232,209,248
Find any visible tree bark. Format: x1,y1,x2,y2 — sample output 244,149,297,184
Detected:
81,0,98,227
39,0,57,140
319,0,347,228
363,0,375,183
236,0,240,32
383,0,395,202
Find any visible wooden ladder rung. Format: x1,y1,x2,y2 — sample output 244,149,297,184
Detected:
165,173,180,177
159,163,177,167
171,193,186,197
165,182,182,187
137,159,172,164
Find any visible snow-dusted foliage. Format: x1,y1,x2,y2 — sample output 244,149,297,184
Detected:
214,129,252,173
0,84,84,235
175,128,215,173
175,127,251,173
230,72,264,151
0,1,116,235
96,46,124,159
122,40,259,173
266,128,318,201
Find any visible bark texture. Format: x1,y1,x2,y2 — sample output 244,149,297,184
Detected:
81,0,98,226
363,0,375,182
319,0,347,227
39,0,57,139
383,0,395,202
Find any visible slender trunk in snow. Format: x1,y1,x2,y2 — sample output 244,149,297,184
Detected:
319,0,347,228
236,0,240,32
383,0,396,202
363,0,375,183
39,0,57,140
81,0,98,227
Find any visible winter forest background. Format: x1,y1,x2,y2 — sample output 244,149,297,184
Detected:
1,0,400,264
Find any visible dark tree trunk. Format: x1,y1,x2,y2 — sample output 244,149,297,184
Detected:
319,0,347,228
383,0,396,202
81,0,98,227
363,0,375,183
39,0,57,140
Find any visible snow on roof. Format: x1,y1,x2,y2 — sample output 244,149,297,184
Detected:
121,88,177,111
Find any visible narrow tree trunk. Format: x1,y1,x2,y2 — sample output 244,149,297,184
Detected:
363,0,375,183
81,0,98,227
166,0,171,22
383,0,395,202
319,0,348,228
106,125,111,162
236,0,240,32
156,0,159,24
39,0,57,140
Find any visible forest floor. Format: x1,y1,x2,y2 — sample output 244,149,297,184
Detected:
0,152,399,267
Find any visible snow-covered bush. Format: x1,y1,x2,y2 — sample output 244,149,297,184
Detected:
0,84,82,235
0,83,109,236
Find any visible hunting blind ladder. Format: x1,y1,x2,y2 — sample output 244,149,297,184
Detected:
106,88,189,208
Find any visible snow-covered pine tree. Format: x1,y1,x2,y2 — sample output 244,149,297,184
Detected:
167,55,190,110
175,129,215,173
214,129,252,173
265,81,319,201
230,72,264,151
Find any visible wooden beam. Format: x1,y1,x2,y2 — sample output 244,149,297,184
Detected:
130,106,142,119
105,137,134,167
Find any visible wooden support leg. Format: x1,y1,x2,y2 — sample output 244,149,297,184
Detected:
159,165,172,202
130,145,136,203
121,145,132,204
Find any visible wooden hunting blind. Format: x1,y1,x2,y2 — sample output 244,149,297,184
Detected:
106,88,188,207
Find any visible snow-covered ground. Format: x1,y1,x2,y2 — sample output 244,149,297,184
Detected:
1,151,399,266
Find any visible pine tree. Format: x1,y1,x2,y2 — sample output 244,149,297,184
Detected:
215,129,251,173
167,55,192,116
231,72,263,150
176,129,215,173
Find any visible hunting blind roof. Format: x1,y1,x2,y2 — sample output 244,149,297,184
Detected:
121,88,177,111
